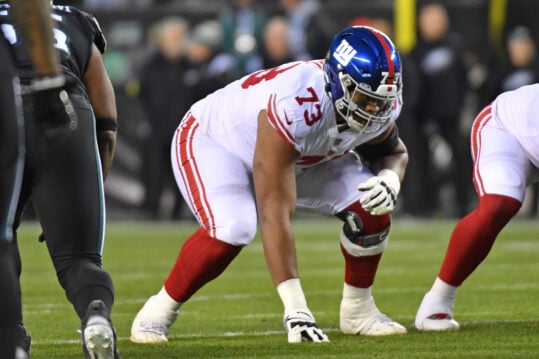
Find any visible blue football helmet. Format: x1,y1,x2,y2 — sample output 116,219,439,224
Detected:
324,26,402,133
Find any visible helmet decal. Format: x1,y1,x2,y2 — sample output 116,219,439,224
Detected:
334,39,357,67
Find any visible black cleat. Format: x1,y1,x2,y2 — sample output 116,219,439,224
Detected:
15,324,31,359
81,300,120,359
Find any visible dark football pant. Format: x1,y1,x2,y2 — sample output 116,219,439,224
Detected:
13,93,115,321
0,37,24,359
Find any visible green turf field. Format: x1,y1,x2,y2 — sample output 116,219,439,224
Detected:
17,218,538,358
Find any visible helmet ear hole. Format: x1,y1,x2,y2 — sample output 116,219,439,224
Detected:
325,84,331,96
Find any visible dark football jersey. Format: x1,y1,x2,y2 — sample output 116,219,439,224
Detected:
0,3,106,94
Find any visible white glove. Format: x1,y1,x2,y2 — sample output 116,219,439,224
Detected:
283,310,329,343
358,169,401,215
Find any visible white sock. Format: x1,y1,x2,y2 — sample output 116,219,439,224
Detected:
155,286,182,312
342,283,372,301
277,278,308,313
430,277,458,302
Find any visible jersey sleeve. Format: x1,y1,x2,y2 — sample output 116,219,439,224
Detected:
76,9,107,53
265,69,328,155
266,90,319,155
266,93,298,147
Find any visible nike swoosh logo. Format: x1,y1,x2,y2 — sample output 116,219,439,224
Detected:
284,112,293,125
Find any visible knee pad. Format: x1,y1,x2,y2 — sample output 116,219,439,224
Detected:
337,205,390,257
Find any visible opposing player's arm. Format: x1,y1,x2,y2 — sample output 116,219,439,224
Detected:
84,44,117,180
253,110,300,286
9,0,60,77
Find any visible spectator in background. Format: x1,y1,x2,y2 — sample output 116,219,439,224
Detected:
407,1,472,217
219,0,267,74
259,16,294,69
139,17,191,220
184,20,243,105
83,0,151,10
347,16,393,40
494,26,538,97
478,25,539,108
280,0,335,61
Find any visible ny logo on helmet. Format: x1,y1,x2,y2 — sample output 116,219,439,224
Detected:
334,39,357,66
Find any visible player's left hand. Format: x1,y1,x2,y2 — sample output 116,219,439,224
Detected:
358,169,401,216
283,310,329,343
31,74,78,138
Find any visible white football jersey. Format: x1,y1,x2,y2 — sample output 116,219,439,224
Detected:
190,60,402,173
492,83,539,167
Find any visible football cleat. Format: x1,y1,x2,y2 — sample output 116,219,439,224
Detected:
340,295,406,336
130,320,168,344
130,295,178,343
15,324,31,359
415,292,459,331
81,300,120,359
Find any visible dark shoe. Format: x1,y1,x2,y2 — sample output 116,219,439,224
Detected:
15,324,31,359
81,300,120,359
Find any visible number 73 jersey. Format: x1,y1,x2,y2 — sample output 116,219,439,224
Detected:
189,60,402,173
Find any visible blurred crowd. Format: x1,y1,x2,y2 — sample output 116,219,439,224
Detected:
48,0,539,220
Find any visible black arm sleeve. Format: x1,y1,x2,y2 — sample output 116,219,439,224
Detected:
354,126,400,161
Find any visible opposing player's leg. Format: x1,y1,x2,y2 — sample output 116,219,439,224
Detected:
26,98,119,357
296,154,406,337
0,40,25,359
131,115,257,343
0,241,21,359
416,106,526,331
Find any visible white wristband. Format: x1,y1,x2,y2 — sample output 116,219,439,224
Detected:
277,278,308,312
378,169,401,195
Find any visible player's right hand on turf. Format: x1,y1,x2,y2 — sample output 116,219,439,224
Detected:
31,74,78,138
283,310,329,343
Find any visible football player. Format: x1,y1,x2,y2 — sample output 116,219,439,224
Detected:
0,1,120,358
0,0,74,357
415,83,539,331
131,26,408,343
0,24,26,359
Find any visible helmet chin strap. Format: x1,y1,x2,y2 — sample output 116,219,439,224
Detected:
337,119,350,133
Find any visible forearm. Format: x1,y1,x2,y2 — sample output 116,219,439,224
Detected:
368,138,408,181
97,130,116,180
9,0,61,76
253,108,303,293
260,220,298,286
